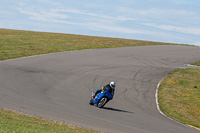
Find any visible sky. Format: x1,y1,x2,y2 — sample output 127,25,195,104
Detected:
1,0,200,46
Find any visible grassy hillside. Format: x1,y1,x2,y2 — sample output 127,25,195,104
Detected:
0,28,181,60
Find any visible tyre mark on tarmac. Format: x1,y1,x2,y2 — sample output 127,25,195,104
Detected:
0,45,200,133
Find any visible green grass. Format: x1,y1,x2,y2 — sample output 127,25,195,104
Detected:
0,28,183,60
0,108,101,133
0,28,196,132
158,68,200,129
191,61,200,66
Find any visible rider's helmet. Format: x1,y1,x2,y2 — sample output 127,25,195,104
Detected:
110,81,116,89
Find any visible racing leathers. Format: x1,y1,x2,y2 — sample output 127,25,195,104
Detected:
93,84,115,99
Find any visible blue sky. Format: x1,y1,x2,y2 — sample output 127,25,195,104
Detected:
1,0,200,45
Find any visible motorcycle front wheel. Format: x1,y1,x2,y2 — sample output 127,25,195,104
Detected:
89,99,94,105
97,97,108,108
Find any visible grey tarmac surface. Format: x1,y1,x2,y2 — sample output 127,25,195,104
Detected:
0,45,200,133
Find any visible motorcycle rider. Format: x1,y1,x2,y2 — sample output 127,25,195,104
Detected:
93,81,116,99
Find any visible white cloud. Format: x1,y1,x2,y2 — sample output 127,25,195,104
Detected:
118,7,197,24
19,9,69,20
17,6,200,45
53,8,137,21
86,22,152,35
100,15,137,21
145,23,200,36
53,8,97,17
19,8,150,35
193,42,200,46
18,8,80,25
37,0,61,6
119,7,195,17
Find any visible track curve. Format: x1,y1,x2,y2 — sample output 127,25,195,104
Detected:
0,45,200,133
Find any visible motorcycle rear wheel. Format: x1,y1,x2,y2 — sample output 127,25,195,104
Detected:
97,97,108,108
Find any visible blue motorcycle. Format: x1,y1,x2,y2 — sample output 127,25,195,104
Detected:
89,88,114,108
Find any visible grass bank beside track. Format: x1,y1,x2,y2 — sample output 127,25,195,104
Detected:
158,68,200,129
192,61,200,66
0,28,197,132
0,108,100,133
0,28,182,61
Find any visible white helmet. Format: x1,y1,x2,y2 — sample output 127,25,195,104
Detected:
110,81,116,89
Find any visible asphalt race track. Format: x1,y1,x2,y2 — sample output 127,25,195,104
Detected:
0,45,200,133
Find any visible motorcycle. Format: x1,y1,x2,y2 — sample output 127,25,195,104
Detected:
89,88,113,108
